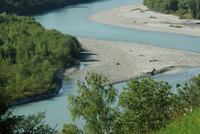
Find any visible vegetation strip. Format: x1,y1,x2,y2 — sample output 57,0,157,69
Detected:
0,0,97,15
143,0,200,19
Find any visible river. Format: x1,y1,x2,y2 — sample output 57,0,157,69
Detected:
14,0,200,132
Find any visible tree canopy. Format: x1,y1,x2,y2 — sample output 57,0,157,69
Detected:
0,62,58,133
0,0,97,15
64,72,118,134
0,13,81,100
61,73,200,134
143,0,200,19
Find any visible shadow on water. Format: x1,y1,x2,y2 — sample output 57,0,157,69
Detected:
84,0,112,4
67,4,88,8
32,0,111,16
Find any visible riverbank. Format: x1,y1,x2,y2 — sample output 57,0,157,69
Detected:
0,0,97,15
64,38,200,84
89,3,200,37
11,68,64,106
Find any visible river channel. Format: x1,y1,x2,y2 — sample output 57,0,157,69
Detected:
14,0,200,131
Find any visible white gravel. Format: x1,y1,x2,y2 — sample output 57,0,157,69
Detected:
89,3,200,37
67,38,200,84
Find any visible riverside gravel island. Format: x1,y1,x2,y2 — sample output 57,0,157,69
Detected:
67,3,200,83
64,38,200,84
89,3,200,37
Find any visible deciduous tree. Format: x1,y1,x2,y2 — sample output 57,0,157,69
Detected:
64,72,118,134
116,77,174,133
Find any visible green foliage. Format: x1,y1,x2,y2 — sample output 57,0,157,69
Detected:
169,25,183,28
61,124,84,134
13,111,57,134
0,68,18,134
115,77,174,133
62,73,200,134
0,13,81,100
188,0,200,19
155,107,200,134
0,106,57,134
1,63,57,134
179,13,192,19
143,0,200,19
64,72,118,134
0,38,4,46
174,74,200,116
0,0,97,15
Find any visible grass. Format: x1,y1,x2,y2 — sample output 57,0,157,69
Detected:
132,8,142,11
149,16,157,19
169,25,182,28
155,107,200,134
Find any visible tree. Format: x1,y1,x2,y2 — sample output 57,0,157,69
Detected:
188,0,197,18
0,13,81,100
175,74,200,114
0,37,4,46
0,64,17,134
61,124,84,134
116,77,174,133
0,63,57,134
13,112,58,134
168,0,179,11
64,72,118,134
0,94,57,134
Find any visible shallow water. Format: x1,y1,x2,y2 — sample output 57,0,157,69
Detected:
14,0,200,131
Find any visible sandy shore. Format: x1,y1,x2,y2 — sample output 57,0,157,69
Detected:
89,3,200,37
64,38,200,84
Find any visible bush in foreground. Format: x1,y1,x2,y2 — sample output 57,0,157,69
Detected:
61,72,200,134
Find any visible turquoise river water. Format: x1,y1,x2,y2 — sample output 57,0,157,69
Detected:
14,0,200,131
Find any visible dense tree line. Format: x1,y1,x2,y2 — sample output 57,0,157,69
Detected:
143,0,200,19
0,62,58,134
0,73,58,133
0,13,81,100
0,0,96,15
60,72,200,134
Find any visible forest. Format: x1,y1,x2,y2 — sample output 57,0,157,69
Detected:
143,0,200,19
0,12,81,100
0,0,96,15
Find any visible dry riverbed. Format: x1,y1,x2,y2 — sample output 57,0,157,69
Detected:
89,3,200,37
64,38,200,84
